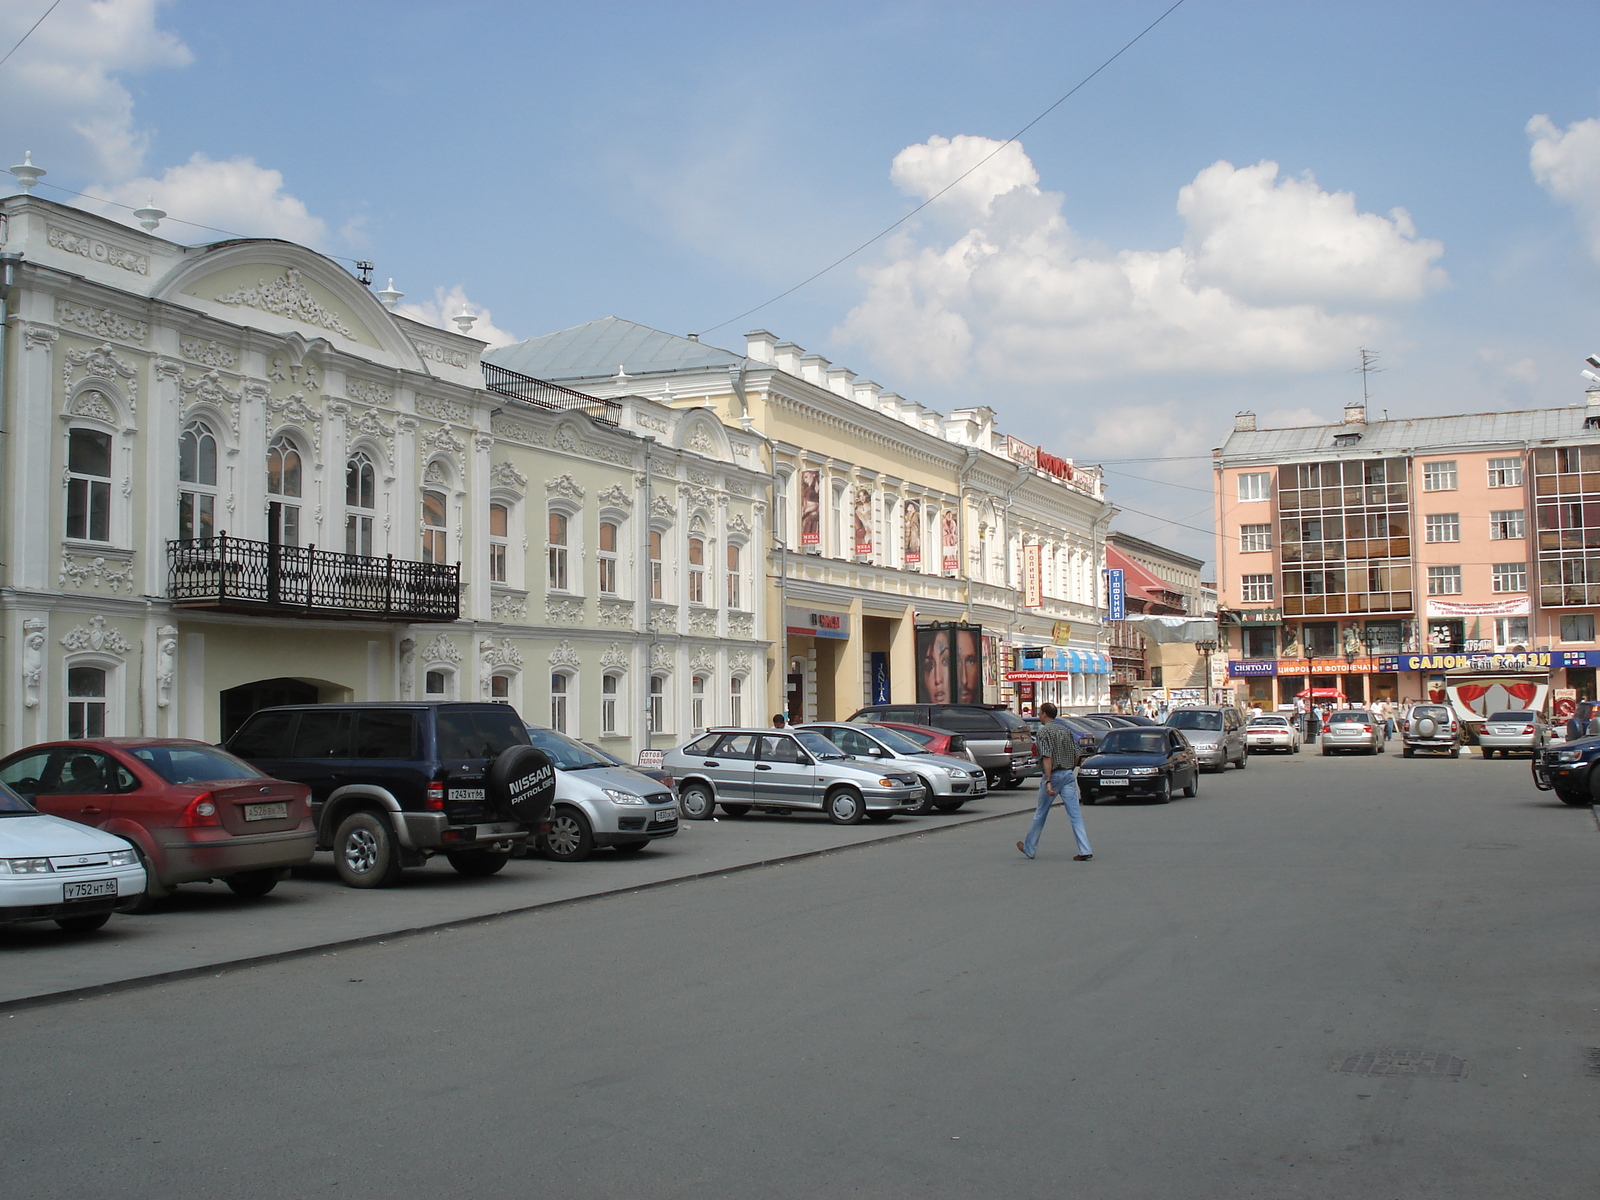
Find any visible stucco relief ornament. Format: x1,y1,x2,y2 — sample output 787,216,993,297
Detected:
346,407,396,459
59,615,133,655
21,619,45,708
690,647,715,672
490,461,528,490
600,642,629,669
481,638,524,668
546,598,584,624
474,433,495,453
729,614,754,638
728,512,751,534
597,483,632,509
548,640,582,668
491,593,528,621
416,395,468,423
421,632,461,665
67,390,116,423
597,600,632,627
214,268,356,339
730,651,752,672
179,338,239,370
155,625,178,708
420,423,467,457
546,473,585,502
398,638,416,699
650,643,674,672
347,378,393,406
63,342,139,417
650,495,675,521
687,427,715,454
688,610,718,635
181,369,243,437
266,392,323,456
55,300,145,343
59,552,136,594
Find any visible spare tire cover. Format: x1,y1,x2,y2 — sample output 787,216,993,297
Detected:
1416,717,1437,738
487,745,557,824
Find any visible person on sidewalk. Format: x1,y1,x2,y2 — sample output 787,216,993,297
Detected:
1018,702,1092,861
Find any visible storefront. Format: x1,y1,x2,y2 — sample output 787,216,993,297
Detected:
1227,656,1400,709
1006,644,1111,714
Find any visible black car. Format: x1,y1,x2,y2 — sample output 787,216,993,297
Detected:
226,702,553,887
1084,712,1162,727
1075,727,1200,804
1532,735,1600,807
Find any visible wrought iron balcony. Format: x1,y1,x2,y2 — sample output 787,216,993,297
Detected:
168,535,459,622
483,362,620,426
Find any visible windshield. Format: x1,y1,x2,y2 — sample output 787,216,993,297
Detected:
1100,730,1169,755
1250,717,1289,727
795,731,843,758
863,726,926,755
130,745,263,784
0,779,34,814
1166,710,1222,731
525,728,612,770
1487,711,1536,722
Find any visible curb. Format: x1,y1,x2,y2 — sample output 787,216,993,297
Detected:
1593,804,1600,834
1,801,1035,1015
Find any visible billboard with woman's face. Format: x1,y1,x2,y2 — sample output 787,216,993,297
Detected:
917,623,984,704
800,470,820,546
941,508,959,572
853,487,873,556
903,499,921,564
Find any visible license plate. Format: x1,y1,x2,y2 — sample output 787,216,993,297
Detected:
244,801,288,822
1100,778,1128,787
654,809,677,823
476,823,517,838
63,878,117,900
450,788,486,802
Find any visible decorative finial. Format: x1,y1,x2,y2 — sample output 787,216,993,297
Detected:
614,364,630,382
9,150,44,194
133,196,165,232
451,310,477,334
377,278,404,310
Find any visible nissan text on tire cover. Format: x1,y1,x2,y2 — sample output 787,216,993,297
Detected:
490,745,557,825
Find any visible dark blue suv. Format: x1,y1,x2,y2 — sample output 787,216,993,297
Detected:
1532,734,1600,807
226,702,537,886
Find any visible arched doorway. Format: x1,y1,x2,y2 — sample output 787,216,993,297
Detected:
219,677,328,741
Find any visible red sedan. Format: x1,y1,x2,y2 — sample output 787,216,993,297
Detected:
869,722,977,763
0,738,315,901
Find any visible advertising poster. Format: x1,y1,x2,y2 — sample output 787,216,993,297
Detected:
954,627,983,703
870,651,890,704
799,470,820,546
983,633,1001,703
917,623,983,704
903,499,921,565
1023,543,1043,608
853,487,873,556
941,508,959,572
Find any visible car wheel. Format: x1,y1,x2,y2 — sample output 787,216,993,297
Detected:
542,807,595,863
867,811,895,823
1182,771,1197,798
1320,745,1330,756
124,845,171,913
932,799,966,812
334,811,403,888
55,912,111,933
224,868,284,897
1403,745,1414,757
1292,742,1300,754
1480,747,1492,759
719,803,752,817
1449,747,1460,758
1556,788,1590,807
906,782,937,816
1236,749,1248,769
679,783,716,820
445,849,511,876
1005,775,1027,790
613,841,650,854
825,787,865,825
1153,776,1172,804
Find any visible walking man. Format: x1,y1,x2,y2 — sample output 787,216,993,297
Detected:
1018,702,1092,861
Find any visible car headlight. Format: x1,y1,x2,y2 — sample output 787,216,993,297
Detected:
1552,749,1583,762
1077,768,1099,776
108,849,138,866
0,857,53,874
602,789,646,805
1128,767,1160,776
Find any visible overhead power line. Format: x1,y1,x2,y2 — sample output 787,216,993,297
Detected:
698,0,1189,336
0,0,61,71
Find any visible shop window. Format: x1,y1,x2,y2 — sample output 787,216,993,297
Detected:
1241,627,1276,658
1494,616,1530,648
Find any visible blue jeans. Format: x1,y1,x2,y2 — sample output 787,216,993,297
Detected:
1022,769,1091,858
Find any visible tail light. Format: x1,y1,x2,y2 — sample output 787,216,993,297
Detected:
176,791,219,828
1522,725,1534,735
1363,725,1373,734
426,781,446,812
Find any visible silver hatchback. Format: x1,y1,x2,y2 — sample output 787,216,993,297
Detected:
1320,709,1386,755
798,722,989,814
662,728,923,825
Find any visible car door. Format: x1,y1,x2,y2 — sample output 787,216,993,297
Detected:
756,734,819,808
31,748,133,829
284,709,354,805
700,733,757,801
1171,732,1197,786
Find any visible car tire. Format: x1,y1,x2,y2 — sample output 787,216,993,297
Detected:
613,841,650,854
224,868,284,898
334,811,404,888
1182,772,1198,798
825,787,865,825
1403,745,1414,757
445,849,511,876
1449,747,1460,758
933,798,967,812
1154,776,1172,804
1079,790,1097,805
542,807,595,863
679,783,716,820
125,845,171,912
906,783,937,816
1006,775,1027,790
1320,746,1330,755
1480,748,1492,759
1236,749,1248,769
719,803,752,817
1556,788,1590,807
55,912,111,934
867,812,895,823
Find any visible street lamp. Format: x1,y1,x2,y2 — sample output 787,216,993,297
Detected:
1195,639,1217,704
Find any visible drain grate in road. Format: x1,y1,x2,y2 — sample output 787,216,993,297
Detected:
1585,1048,1600,1079
1335,1049,1470,1079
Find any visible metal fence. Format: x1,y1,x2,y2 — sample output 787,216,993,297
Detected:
482,362,620,426
168,535,460,622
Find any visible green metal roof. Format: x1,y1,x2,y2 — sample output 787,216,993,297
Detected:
484,317,746,382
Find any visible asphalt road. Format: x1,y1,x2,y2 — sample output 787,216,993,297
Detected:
4,745,1597,1199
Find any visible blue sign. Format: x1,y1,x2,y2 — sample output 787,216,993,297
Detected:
1557,650,1596,668
1105,568,1125,621
870,652,890,704
1227,659,1278,677
1390,651,1551,673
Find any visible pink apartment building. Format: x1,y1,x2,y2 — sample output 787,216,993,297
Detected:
1212,398,1600,717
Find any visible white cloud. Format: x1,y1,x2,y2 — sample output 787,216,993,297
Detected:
1528,111,1600,262
84,153,328,246
396,285,517,348
838,137,1445,384
0,0,191,179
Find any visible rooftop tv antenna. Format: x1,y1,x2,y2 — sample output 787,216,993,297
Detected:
1351,347,1383,407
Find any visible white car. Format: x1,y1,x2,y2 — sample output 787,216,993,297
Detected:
0,783,146,933
1245,714,1302,754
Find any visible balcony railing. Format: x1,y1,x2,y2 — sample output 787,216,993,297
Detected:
483,362,620,426
168,535,460,622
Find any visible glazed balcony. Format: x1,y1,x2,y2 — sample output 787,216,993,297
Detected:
168,535,460,622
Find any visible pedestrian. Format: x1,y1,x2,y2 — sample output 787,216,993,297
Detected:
771,713,787,729
1017,702,1092,861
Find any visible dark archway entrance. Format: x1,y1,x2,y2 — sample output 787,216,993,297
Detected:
220,677,319,741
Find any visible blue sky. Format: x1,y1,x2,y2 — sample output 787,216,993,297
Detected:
5,0,1600,567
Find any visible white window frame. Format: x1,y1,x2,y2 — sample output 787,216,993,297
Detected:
421,489,448,564
1424,513,1460,543
691,674,707,732
1238,523,1272,553
1489,509,1526,540
345,450,378,557
1487,457,1523,488
648,674,666,734
1492,562,1527,593
489,671,519,707
424,667,455,698
1422,461,1458,492
66,426,115,545
601,673,622,735
489,502,510,584
267,432,304,547
1494,615,1530,648
598,519,620,596
1240,573,1274,602
1427,565,1463,596
547,510,571,593
1237,473,1271,502
726,541,744,610
550,671,571,733
178,419,219,543
729,675,744,727
687,536,706,606
65,656,119,739
649,527,664,600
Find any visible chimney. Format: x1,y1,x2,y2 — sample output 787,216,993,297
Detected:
826,366,857,398
773,342,804,375
1587,384,1600,408
854,380,883,411
1343,402,1367,425
1234,411,1256,432
745,329,778,363
800,354,830,386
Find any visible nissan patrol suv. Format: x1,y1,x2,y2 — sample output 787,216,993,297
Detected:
226,702,554,887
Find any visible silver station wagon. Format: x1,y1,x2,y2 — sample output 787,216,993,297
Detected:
663,728,923,825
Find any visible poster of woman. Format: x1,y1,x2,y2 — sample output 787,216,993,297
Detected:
853,487,873,556
955,626,984,703
800,470,820,546
916,625,953,704
903,499,921,564
940,508,959,572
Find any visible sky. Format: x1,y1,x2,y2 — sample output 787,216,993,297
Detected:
4,0,1600,570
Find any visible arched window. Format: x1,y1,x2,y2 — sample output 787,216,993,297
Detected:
649,529,663,600
726,543,742,609
66,428,112,542
691,675,707,732
688,537,706,604
345,452,376,556
267,434,303,546
67,665,107,738
598,521,619,594
601,674,621,734
550,672,569,733
729,676,744,727
489,503,509,584
648,674,665,733
547,512,569,591
421,490,447,564
178,420,218,542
